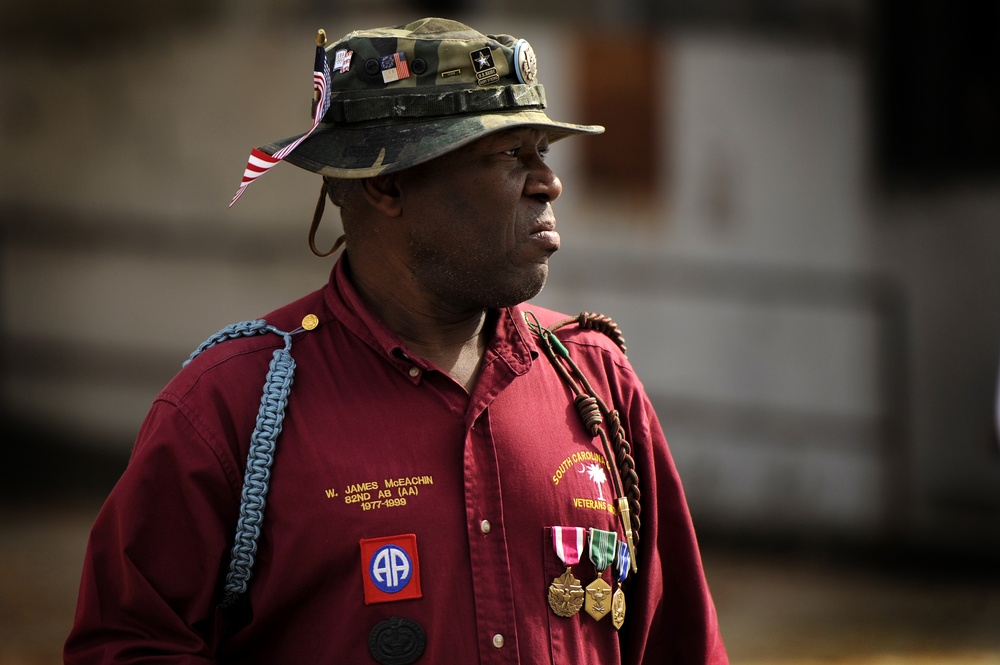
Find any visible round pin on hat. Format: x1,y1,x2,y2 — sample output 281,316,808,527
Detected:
513,39,537,84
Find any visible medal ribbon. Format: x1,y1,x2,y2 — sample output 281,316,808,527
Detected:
614,539,631,583
552,526,585,567
588,528,618,572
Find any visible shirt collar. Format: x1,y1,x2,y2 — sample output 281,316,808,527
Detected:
323,254,535,380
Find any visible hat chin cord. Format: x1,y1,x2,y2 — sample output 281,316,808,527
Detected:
309,179,346,258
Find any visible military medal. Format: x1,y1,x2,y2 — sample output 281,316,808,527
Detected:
611,539,630,629
547,526,586,618
584,528,617,621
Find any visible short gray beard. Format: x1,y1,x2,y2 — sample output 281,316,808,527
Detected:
408,242,548,311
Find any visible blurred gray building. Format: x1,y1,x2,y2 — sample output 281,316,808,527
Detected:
3,0,999,560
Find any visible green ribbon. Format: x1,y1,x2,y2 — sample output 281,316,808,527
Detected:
588,528,617,572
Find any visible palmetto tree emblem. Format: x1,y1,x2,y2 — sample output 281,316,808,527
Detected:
584,463,607,501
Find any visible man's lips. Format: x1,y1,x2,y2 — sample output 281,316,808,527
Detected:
528,229,560,252
528,218,560,252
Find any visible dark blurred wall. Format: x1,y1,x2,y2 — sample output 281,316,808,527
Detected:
2,0,999,559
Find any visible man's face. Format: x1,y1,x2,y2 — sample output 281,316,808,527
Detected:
395,127,564,312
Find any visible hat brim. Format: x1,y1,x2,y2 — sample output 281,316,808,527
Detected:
258,109,604,179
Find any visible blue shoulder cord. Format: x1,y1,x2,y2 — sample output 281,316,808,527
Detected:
183,319,297,609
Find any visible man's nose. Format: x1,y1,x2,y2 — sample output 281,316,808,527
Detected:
525,158,563,203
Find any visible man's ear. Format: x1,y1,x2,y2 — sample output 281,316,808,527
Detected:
360,174,402,218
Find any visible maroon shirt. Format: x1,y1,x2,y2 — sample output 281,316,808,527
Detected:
65,257,727,664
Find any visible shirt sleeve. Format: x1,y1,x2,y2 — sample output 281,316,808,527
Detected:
614,369,729,665
64,398,242,664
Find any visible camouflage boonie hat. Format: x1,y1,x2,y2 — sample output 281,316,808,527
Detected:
258,17,604,178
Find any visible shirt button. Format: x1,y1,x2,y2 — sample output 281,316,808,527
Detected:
408,367,420,378
480,520,491,534
492,634,505,649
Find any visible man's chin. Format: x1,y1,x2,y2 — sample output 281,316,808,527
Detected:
490,268,549,309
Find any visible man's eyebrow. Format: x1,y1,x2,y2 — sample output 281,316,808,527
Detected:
472,131,521,153
491,128,549,145
484,129,522,143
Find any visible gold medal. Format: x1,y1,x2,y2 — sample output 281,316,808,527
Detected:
584,576,612,621
548,527,587,618
548,567,585,617
582,528,617,621
610,536,631,630
611,585,626,629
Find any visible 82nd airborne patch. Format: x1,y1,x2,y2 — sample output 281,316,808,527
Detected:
360,534,423,605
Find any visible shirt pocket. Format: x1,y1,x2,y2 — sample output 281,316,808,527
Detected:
542,526,623,665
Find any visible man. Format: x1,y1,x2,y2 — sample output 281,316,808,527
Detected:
65,17,727,664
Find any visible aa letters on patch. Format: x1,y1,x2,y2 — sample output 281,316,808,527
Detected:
360,534,423,605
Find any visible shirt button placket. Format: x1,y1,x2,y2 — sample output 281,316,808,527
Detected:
466,410,516,663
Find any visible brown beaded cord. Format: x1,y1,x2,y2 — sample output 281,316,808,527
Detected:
568,312,628,357
525,311,641,573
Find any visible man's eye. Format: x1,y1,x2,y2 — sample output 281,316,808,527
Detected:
501,147,549,159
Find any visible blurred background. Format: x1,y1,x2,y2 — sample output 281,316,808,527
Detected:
2,0,1000,663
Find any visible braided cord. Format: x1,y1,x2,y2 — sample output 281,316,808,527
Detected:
183,320,272,367
552,312,628,357
525,311,641,572
184,320,298,609
550,314,639,528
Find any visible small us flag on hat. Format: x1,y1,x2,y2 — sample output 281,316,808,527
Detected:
230,31,332,207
